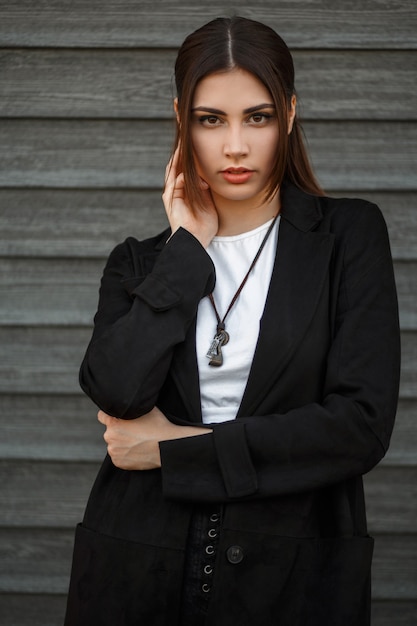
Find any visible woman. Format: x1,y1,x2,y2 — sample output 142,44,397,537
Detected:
65,16,400,626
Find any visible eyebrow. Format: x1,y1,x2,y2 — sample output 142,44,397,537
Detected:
191,103,276,115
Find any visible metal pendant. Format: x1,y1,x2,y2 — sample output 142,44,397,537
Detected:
206,329,230,367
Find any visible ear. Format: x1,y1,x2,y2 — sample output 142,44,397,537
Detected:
173,98,180,124
287,95,296,134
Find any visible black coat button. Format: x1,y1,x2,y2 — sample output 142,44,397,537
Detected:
226,545,244,564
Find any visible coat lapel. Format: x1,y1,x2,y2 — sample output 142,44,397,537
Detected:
237,184,335,417
141,185,334,422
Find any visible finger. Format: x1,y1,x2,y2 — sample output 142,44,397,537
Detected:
97,410,115,426
172,172,185,194
199,177,209,190
164,145,180,185
165,173,186,212
164,154,175,182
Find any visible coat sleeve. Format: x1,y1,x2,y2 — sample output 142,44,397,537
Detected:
79,228,215,418
159,204,401,502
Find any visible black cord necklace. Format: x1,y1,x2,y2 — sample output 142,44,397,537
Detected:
206,214,279,366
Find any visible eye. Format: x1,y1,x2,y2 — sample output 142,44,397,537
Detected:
199,115,221,126
249,112,273,124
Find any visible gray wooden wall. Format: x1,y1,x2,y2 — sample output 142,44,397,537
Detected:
0,1,416,624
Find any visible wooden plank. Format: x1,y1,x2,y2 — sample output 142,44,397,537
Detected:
383,399,417,467
0,189,415,260
0,395,414,465
0,119,172,189
1,0,416,49
395,262,417,330
364,466,417,534
372,602,417,626
0,594,66,626
0,460,414,531
0,461,99,528
0,326,89,395
0,48,176,120
0,257,104,326
0,328,415,397
0,120,416,190
0,394,104,462
0,528,415,599
1,48,416,120
372,535,417,601
0,594,67,626
293,50,417,120
307,122,417,191
1,258,415,328
0,528,74,593
400,331,417,399
0,189,169,258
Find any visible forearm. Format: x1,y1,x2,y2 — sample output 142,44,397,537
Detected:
99,407,211,471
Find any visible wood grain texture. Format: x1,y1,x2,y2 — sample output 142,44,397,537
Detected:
0,327,89,394
0,394,104,462
0,528,414,598
0,459,414,532
364,466,417,533
0,258,414,328
372,602,417,626
0,189,170,258
383,399,417,466
1,48,415,120
0,327,415,397
372,534,417,600
0,257,105,326
1,0,416,49
0,528,74,593
0,460,99,528
0,189,415,260
0,120,416,190
395,262,417,330
0,594,67,626
400,332,417,399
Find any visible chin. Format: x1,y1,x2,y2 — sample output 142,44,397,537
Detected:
217,188,264,204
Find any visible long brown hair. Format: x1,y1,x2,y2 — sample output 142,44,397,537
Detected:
173,16,323,208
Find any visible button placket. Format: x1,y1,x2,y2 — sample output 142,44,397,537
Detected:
201,509,221,594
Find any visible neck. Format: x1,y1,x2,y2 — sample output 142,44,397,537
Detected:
213,191,281,236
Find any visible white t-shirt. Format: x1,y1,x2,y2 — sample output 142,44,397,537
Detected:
196,216,280,424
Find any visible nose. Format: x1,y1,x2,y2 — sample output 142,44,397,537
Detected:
223,124,249,158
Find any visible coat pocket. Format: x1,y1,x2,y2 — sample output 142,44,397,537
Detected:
64,523,184,626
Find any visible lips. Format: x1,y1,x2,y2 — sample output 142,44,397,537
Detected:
221,168,254,184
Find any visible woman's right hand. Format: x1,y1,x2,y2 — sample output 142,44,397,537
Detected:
162,145,218,248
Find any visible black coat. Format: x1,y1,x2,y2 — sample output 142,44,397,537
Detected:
65,183,400,626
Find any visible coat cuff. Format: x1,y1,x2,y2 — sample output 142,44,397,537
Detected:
132,228,215,311
213,421,258,497
159,421,258,502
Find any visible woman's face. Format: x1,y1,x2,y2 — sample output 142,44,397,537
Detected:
189,68,283,210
